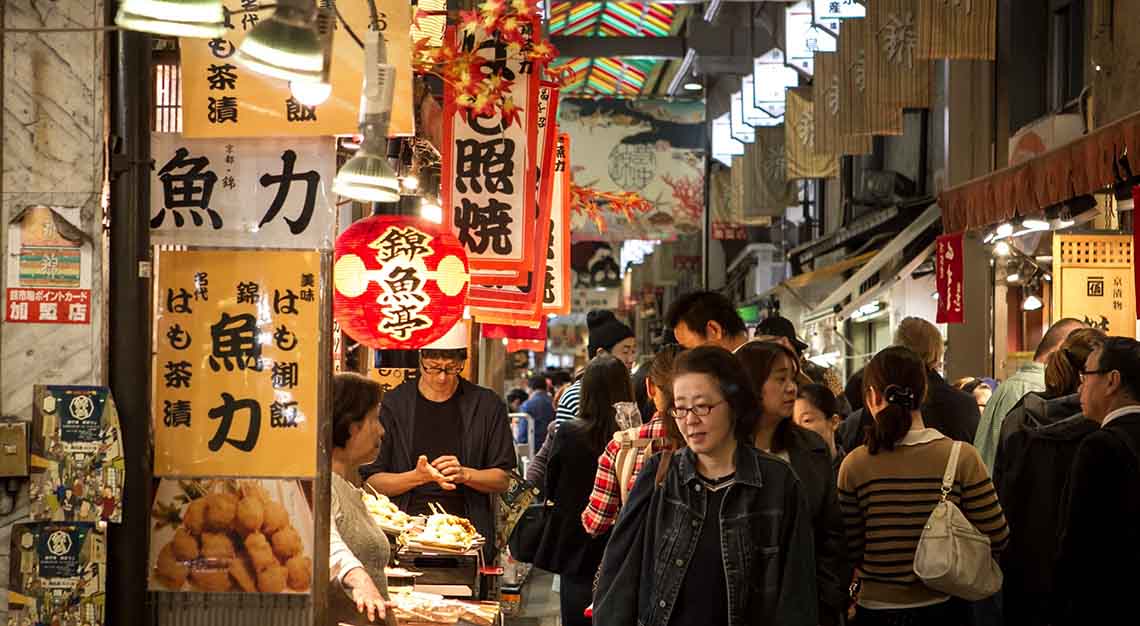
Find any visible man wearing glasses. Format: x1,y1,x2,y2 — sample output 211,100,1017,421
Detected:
1054,336,1140,625
361,323,516,559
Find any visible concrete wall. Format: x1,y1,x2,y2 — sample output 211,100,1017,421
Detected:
0,0,107,613
1092,0,1140,126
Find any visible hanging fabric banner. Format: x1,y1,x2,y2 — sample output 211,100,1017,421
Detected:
785,87,839,180
442,29,540,285
743,126,800,220
935,233,965,324
919,0,997,60
813,51,873,158
866,0,931,128
838,18,901,138
180,0,413,138
469,83,559,323
710,165,747,240
543,133,572,315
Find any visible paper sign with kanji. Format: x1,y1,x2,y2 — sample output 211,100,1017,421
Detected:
935,233,964,324
180,0,413,137
153,250,320,477
5,205,93,325
150,134,336,249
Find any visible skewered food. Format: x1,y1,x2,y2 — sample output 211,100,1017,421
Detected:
361,490,415,532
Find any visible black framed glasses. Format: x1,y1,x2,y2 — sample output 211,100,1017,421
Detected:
669,400,725,420
1079,368,1112,383
421,360,464,376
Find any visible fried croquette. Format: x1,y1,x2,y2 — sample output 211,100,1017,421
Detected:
189,567,232,592
171,527,199,562
200,532,236,560
244,532,277,571
235,496,265,535
270,527,303,560
256,564,288,593
285,555,311,591
261,499,289,534
228,556,258,592
155,544,188,589
183,498,208,535
204,492,238,530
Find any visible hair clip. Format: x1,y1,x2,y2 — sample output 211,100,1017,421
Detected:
884,385,915,409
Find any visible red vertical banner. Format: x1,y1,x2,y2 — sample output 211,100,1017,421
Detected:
542,133,572,315
441,28,540,285
936,232,965,324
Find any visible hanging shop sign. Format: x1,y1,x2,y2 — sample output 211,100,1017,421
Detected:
334,215,470,349
739,126,800,222
752,48,798,117
153,249,320,478
469,84,559,323
149,134,336,249
711,166,747,241
148,477,314,594
9,522,106,626
865,0,930,132
441,30,540,285
5,205,93,325
30,386,125,524
180,0,413,138
838,17,898,138
730,91,756,144
558,99,706,242
741,76,782,128
815,0,865,20
919,0,996,60
713,113,745,167
785,87,839,179
813,52,873,158
785,0,838,75
1054,234,1137,337
935,233,965,324
571,288,621,312
543,133,573,315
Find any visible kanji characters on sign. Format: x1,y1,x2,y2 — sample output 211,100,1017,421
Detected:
5,288,91,324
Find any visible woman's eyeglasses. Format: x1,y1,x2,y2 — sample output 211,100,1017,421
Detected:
669,400,725,420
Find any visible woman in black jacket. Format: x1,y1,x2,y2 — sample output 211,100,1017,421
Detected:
532,355,631,626
737,340,850,626
594,346,818,626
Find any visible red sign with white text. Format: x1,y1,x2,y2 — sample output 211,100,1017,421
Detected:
936,233,964,324
5,288,90,324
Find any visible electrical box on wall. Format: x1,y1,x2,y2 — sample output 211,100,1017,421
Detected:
0,420,29,477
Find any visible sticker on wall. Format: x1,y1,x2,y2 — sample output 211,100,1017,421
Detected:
5,205,94,325
8,522,107,626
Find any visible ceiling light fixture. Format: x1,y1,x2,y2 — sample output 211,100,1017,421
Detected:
236,0,324,84
332,30,400,203
114,0,225,38
1006,272,1020,283
1022,218,1050,231
995,222,1014,238
1022,294,1043,311
994,241,1011,256
683,81,703,91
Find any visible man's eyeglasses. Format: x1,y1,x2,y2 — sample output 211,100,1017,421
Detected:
421,361,464,376
669,400,725,420
1079,368,1112,383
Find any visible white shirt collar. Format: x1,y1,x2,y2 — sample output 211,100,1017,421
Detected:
898,428,947,446
1102,405,1140,428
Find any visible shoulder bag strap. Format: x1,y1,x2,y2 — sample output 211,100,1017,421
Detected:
941,441,963,502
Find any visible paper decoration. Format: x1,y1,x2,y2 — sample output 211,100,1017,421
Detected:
813,51,873,157
334,216,470,349
919,0,997,60
785,87,839,179
153,249,321,477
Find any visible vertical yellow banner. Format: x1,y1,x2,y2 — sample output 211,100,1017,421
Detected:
180,0,413,138
153,249,320,477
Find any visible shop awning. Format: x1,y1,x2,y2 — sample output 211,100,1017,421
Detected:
803,203,942,322
833,241,936,323
939,110,1140,233
785,250,879,288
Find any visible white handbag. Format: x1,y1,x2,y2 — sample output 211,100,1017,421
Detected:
913,441,1003,601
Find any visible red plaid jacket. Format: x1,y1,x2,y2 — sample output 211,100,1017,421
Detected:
581,417,669,537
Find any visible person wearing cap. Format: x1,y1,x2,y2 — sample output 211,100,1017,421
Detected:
664,290,750,352
360,322,516,560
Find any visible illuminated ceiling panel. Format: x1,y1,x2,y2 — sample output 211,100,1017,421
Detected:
547,1,680,97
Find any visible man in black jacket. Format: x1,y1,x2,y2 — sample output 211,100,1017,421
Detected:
1055,337,1140,625
837,317,980,451
360,324,517,560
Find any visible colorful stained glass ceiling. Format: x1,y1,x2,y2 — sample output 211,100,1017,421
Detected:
546,2,680,97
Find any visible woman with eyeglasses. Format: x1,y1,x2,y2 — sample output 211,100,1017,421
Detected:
838,347,1008,626
594,346,818,626
737,340,849,626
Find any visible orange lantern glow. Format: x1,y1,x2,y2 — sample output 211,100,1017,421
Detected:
334,215,470,349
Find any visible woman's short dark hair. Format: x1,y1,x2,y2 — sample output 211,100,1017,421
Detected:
799,383,840,419
862,346,928,454
672,345,759,442
333,373,383,449
736,340,803,453
577,355,634,453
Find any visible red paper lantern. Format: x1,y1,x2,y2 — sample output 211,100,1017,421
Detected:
334,215,470,349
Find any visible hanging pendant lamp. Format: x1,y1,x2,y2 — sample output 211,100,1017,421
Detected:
115,0,226,39
235,0,324,83
333,29,400,203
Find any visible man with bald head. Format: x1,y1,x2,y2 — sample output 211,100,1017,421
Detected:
974,317,1085,471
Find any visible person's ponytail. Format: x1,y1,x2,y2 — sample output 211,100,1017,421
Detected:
862,348,928,455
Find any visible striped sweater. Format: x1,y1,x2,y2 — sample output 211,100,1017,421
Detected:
837,429,1010,608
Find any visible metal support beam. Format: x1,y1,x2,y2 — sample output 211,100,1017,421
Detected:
550,35,685,59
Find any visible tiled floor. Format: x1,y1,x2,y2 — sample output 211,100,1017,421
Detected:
504,569,562,626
